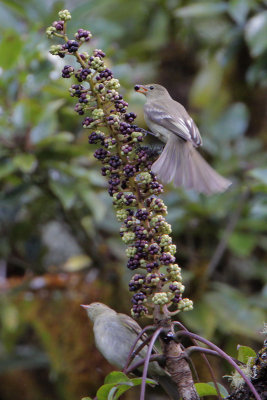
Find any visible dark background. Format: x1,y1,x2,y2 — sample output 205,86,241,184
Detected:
0,0,266,399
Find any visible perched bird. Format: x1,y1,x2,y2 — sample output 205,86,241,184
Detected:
81,302,179,399
135,84,231,195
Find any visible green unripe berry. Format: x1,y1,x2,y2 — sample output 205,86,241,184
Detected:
152,292,169,305
58,9,71,21
178,298,193,311
46,26,56,37
116,209,129,222
122,232,135,244
160,234,172,247
138,172,152,185
92,108,104,119
126,247,137,257
106,78,120,90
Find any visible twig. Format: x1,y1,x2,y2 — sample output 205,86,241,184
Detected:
140,328,163,400
125,354,165,374
175,330,261,400
173,321,223,400
123,325,155,372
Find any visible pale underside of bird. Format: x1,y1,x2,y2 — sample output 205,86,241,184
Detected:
135,84,232,195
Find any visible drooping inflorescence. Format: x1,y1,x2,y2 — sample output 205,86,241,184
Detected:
47,10,193,318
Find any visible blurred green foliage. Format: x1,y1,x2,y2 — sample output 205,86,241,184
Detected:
0,0,266,399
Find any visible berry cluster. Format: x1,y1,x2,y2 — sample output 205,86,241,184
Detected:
47,10,193,318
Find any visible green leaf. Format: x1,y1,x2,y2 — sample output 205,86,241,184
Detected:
190,59,223,108
98,373,156,400
207,382,229,397
237,345,256,364
228,0,251,25
195,382,228,398
0,161,17,179
12,99,42,128
97,383,115,400
181,300,217,339
49,180,77,210
30,100,65,143
104,371,130,385
0,3,25,33
130,377,157,386
0,30,23,69
81,397,93,400
175,2,228,18
228,232,257,257
35,133,74,148
249,168,267,186
212,103,250,139
108,386,118,400
78,188,107,222
113,378,156,400
195,382,217,396
206,283,265,338
112,384,134,400
245,11,267,57
97,382,132,400
13,154,37,173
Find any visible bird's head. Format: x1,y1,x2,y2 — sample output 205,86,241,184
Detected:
81,302,113,321
134,84,169,98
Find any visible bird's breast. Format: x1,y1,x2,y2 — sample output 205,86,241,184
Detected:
144,114,169,143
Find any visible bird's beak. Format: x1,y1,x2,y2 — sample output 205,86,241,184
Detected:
134,85,148,95
80,304,89,309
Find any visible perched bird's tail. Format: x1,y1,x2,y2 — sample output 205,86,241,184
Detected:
151,136,231,195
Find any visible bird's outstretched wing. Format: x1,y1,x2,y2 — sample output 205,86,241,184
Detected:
144,105,202,147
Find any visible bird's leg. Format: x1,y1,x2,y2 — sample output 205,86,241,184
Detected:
139,127,157,137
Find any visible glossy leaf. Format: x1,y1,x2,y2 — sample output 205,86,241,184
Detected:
237,345,257,363
195,382,218,397
13,154,37,173
249,168,267,186
228,232,257,257
245,11,267,56
0,30,23,68
104,371,130,384
96,382,132,400
207,382,229,397
175,2,228,18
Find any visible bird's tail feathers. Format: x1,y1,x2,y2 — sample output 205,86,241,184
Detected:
151,136,231,195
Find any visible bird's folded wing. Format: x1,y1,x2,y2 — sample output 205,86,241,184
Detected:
145,107,202,147
118,313,143,335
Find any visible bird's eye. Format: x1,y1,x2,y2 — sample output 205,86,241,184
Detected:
149,86,154,90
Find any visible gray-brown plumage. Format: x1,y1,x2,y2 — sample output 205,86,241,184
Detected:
135,84,231,195
81,302,179,399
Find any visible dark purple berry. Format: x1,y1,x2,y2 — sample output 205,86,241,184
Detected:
62,65,74,78
75,29,92,41
53,20,64,31
94,148,109,161
66,40,79,53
